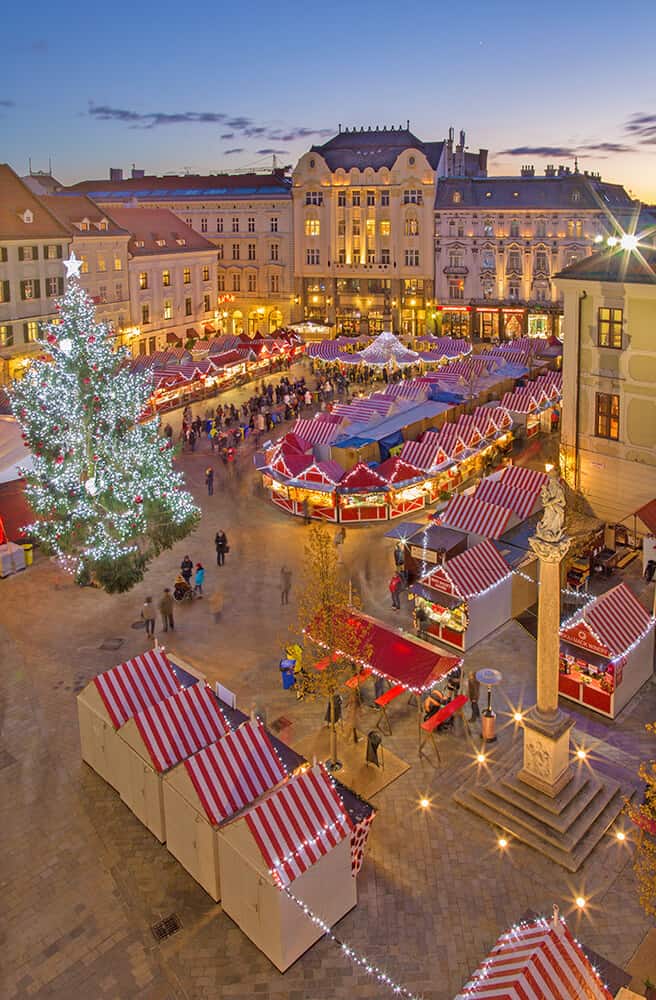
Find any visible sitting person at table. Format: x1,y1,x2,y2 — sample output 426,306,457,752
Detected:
423,689,448,722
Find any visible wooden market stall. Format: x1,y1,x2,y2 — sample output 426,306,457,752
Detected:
77,649,183,792
558,582,654,718
410,539,513,651
404,523,468,581
116,684,230,842
337,462,389,522
163,719,287,901
437,493,517,542
501,386,543,438
376,456,426,518
218,764,356,972
286,460,345,522
399,436,456,501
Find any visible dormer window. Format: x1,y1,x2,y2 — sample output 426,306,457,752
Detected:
97,220,108,231
79,219,90,231
452,191,462,204
21,209,34,224
134,240,145,248
175,238,186,246
155,239,166,247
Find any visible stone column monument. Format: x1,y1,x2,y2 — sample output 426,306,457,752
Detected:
518,474,573,794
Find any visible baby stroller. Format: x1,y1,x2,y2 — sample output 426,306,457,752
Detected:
173,576,194,602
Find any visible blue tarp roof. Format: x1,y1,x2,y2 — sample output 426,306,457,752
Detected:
334,401,450,445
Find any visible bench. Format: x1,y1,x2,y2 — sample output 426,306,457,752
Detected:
419,694,469,761
374,683,405,734
345,668,373,689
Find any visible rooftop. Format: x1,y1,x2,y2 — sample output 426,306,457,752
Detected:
435,173,634,210
103,207,217,256
310,126,445,171
556,245,656,284
63,170,292,202
0,163,71,240
39,195,130,237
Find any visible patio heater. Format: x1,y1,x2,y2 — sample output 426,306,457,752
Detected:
476,668,503,743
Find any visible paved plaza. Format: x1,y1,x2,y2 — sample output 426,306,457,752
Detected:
1,367,655,999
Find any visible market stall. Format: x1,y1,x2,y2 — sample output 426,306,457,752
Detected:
163,719,287,901
437,493,517,541
77,649,183,792
287,460,345,522
558,582,654,718
404,523,468,580
376,456,426,518
218,764,356,972
410,539,513,651
116,683,230,841
501,386,543,438
337,462,389,522
474,477,542,520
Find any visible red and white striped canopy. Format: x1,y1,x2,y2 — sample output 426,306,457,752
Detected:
305,341,344,360
455,916,612,999
440,494,514,539
486,405,513,432
384,381,428,400
184,720,286,827
291,417,342,446
244,764,353,886
133,684,229,773
471,407,502,439
583,582,653,658
400,436,450,471
422,539,511,598
293,460,345,485
376,456,424,486
93,649,179,730
475,479,541,520
434,424,469,459
455,414,484,449
501,388,540,414
501,465,548,493
490,347,533,368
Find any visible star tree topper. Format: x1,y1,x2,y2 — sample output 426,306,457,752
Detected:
63,250,83,280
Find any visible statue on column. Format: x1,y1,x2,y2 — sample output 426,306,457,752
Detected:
535,472,567,544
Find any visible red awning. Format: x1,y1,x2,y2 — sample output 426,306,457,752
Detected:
133,684,229,772
93,649,179,730
635,498,656,534
339,462,388,491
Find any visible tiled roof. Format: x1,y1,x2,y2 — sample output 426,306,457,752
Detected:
435,174,634,210
64,171,291,201
105,207,217,255
556,245,656,284
0,163,71,239
39,195,130,237
310,127,444,170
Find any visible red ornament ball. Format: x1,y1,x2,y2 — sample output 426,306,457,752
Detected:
88,336,96,344
46,334,57,345
83,377,90,384
134,495,143,504
55,455,64,464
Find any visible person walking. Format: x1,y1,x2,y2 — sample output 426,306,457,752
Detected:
205,467,214,496
467,671,481,723
280,565,292,605
389,571,402,611
141,596,155,638
215,530,228,566
180,554,193,584
188,428,197,452
159,588,175,632
194,562,205,596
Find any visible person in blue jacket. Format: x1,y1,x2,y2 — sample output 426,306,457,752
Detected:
194,562,205,596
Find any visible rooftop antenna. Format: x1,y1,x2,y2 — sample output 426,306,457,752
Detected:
28,156,32,174
48,155,52,176
272,153,278,170
406,119,410,130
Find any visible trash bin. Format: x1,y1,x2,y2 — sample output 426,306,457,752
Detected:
20,543,34,566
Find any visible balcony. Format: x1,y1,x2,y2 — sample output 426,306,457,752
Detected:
442,265,469,276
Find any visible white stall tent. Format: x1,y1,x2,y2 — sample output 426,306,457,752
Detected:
77,649,180,791
163,719,288,900
117,683,229,842
218,764,356,972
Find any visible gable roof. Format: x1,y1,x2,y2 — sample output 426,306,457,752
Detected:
475,479,541,520
556,245,656,285
339,461,388,491
0,163,71,240
309,127,444,171
574,582,652,658
38,195,130,237
105,207,217,255
93,649,179,729
439,493,515,539
421,538,511,598
133,684,230,772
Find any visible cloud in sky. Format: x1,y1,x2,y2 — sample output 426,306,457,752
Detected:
256,148,289,156
224,148,245,155
498,140,635,158
625,112,656,144
0,99,15,107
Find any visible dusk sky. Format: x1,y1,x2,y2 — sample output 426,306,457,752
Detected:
3,0,655,201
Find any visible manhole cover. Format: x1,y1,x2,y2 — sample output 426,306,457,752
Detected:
151,914,182,942
0,748,17,771
270,716,292,733
99,637,124,651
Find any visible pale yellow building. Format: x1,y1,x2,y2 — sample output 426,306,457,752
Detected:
555,240,656,521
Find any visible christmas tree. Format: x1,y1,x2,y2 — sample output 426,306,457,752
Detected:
9,253,200,593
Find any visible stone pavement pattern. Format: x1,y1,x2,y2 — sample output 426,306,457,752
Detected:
1,368,654,999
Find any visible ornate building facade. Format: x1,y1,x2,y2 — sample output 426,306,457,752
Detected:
292,126,487,337
433,167,635,339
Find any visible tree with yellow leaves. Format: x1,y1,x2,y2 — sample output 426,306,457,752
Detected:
294,523,371,771
626,721,656,917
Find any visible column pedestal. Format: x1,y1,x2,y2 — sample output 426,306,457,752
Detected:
517,708,574,797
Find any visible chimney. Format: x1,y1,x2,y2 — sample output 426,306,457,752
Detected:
109,167,123,182
520,164,535,177
406,119,410,130
131,167,145,179
545,164,556,177
459,129,466,147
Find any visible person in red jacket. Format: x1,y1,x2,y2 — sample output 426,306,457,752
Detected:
389,571,402,611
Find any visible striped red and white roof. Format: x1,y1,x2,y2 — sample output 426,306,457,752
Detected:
291,417,342,446
184,720,286,826
525,382,551,407
268,447,312,479
472,406,503,438
384,381,429,400
455,414,484,449
501,388,541,414
486,405,513,431
434,423,469,459
93,649,179,730
421,539,511,598
332,398,395,421
455,915,612,1000
475,479,541,520
339,462,388,490
489,347,533,368
133,684,230,773
501,465,548,493
400,436,450,471
582,583,652,658
244,764,353,886
293,460,345,485
305,341,344,360
376,456,424,485
439,494,515,539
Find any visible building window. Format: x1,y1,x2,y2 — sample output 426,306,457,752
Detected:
509,220,520,238
232,244,240,261
201,217,208,232
248,216,255,232
24,321,39,342
481,251,495,270
337,219,346,237
352,220,361,238
247,273,256,292
366,190,375,206
366,218,375,240
305,191,323,205
246,243,255,261
182,267,191,284
162,269,171,286
448,279,464,300
352,191,361,206
365,249,374,264
403,189,422,204
404,218,419,237
270,217,278,232
404,249,420,267
185,217,192,227
338,248,346,264
202,265,210,282
306,249,320,265
381,248,390,265
270,274,280,293
452,191,462,204
352,250,361,265
115,282,123,300
305,218,320,236
534,251,549,273
381,190,390,207
98,284,107,302
535,219,546,238
203,294,211,312
96,254,106,273
45,276,64,296
232,273,240,292
567,219,583,238
338,191,346,207
44,244,62,260
508,283,521,300
595,392,620,440
19,245,38,260
483,219,494,237
0,280,10,303
449,250,463,268
79,255,89,274
185,297,192,316
507,250,522,272
232,217,239,233
217,272,225,291
217,217,223,232
270,243,279,261
379,220,391,237
113,256,122,271
597,307,623,349
20,279,40,300
141,304,150,324
217,244,225,261
0,324,13,347
163,299,172,320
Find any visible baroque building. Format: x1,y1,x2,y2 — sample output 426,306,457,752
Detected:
292,126,487,337
434,166,635,340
